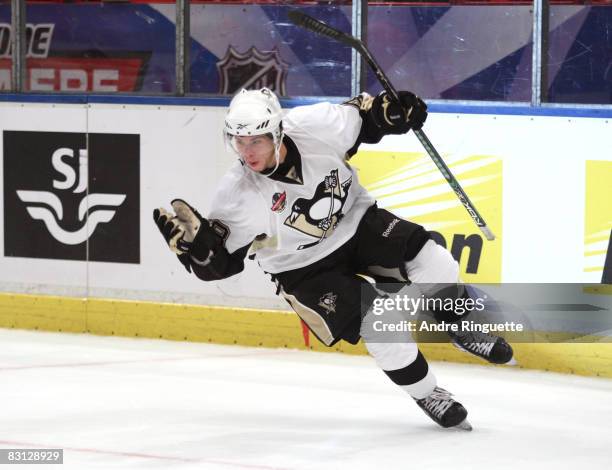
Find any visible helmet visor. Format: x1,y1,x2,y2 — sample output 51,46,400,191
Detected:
228,134,275,158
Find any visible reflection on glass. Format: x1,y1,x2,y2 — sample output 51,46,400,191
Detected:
547,5,611,104
18,0,176,93
366,3,533,102
189,2,353,97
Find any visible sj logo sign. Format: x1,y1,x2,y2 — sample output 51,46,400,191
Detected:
3,131,140,263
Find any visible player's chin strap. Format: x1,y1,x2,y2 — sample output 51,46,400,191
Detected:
256,129,284,177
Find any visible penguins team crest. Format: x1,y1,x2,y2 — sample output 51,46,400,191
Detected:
318,292,338,314
284,169,352,250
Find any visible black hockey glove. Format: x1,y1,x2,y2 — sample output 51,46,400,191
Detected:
153,207,192,273
373,91,428,134
170,199,219,264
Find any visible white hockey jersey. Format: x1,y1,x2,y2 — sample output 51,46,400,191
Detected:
208,101,375,274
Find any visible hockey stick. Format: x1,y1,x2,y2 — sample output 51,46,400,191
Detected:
320,169,339,242
287,10,495,241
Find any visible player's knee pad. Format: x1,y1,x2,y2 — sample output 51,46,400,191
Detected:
404,239,459,284
365,341,419,371
404,240,473,323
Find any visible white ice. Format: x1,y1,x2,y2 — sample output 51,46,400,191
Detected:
1,328,611,470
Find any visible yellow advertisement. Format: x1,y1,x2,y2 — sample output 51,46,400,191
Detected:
352,150,502,282
584,161,612,282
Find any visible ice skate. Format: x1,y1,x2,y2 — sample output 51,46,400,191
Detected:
449,329,514,365
414,386,471,430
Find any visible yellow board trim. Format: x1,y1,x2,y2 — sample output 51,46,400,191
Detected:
583,285,612,296
1,292,611,378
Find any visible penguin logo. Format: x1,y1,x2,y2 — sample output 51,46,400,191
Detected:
284,169,352,249
318,292,338,314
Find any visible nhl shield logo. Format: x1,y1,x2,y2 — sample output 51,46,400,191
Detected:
217,46,289,95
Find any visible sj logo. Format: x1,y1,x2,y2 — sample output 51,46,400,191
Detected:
3,131,140,263
16,147,125,245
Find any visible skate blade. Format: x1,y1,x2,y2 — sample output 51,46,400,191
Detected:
504,357,518,366
454,419,473,431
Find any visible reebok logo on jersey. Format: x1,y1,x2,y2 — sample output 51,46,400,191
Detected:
3,131,140,263
382,218,400,237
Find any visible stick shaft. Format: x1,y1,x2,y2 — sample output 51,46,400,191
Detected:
288,10,495,240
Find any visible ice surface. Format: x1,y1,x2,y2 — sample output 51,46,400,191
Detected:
1,328,610,470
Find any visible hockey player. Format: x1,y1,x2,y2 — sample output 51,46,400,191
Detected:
154,87,513,430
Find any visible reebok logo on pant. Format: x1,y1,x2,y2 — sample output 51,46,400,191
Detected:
382,218,400,238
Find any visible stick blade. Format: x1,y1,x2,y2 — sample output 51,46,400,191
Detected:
480,225,496,241
287,9,308,27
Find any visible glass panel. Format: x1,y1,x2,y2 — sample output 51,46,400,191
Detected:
366,1,533,101
0,0,11,91
189,1,353,97
547,3,612,104
24,0,176,93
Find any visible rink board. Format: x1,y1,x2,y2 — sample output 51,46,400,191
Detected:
1,292,611,379
0,99,611,379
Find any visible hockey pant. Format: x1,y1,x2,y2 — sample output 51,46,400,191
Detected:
276,205,462,399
